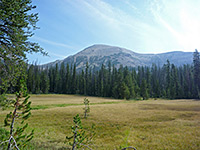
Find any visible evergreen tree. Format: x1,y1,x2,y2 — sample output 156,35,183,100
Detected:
182,64,194,98
83,98,90,118
60,62,66,93
107,61,112,97
99,64,107,97
140,78,149,100
4,74,34,150
40,70,49,94
34,65,41,94
151,64,158,98
193,49,200,98
137,66,142,87
85,62,89,95
0,0,46,97
27,65,34,93
66,114,95,150
154,79,160,99
169,64,176,99
88,68,92,96
166,60,171,98
131,69,139,98
0,0,45,145
71,64,77,94
124,67,135,99
54,64,60,93
65,64,71,94
79,70,85,95
49,67,54,93
93,73,98,96
145,67,151,96
123,82,130,100
171,64,181,98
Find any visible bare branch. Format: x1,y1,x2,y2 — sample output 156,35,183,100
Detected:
7,96,19,150
11,136,20,150
0,139,9,145
80,143,93,150
0,136,19,150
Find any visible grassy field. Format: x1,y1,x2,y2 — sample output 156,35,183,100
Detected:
0,94,200,150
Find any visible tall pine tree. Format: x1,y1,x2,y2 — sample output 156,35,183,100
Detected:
193,49,200,98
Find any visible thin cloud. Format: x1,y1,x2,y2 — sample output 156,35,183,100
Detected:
49,52,66,59
81,0,122,30
150,2,181,39
124,0,144,17
125,0,138,10
72,0,149,32
33,36,73,49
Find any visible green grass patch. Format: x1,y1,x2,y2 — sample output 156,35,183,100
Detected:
32,101,124,110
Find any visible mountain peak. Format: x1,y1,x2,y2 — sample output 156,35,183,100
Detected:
77,44,134,57
42,44,193,70
87,44,113,48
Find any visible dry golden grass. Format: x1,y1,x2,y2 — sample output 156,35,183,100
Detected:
29,94,122,106
0,95,200,150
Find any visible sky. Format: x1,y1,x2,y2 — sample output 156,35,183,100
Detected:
28,0,200,64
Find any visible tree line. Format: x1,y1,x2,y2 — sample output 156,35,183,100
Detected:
24,50,200,100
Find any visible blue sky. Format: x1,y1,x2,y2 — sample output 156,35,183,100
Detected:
28,0,200,64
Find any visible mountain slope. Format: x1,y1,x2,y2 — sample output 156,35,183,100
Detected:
43,44,193,70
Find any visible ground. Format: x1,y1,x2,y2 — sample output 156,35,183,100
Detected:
0,94,200,149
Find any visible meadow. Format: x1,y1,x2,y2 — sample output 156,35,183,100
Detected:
0,94,200,150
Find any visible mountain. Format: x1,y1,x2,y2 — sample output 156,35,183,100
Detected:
42,44,193,70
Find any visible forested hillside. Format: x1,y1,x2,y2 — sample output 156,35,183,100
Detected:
22,50,200,100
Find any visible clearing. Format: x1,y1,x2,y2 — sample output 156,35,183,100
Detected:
0,94,200,150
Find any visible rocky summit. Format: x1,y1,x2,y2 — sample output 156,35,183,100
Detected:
42,44,193,70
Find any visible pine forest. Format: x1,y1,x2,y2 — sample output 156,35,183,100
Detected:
21,50,200,100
